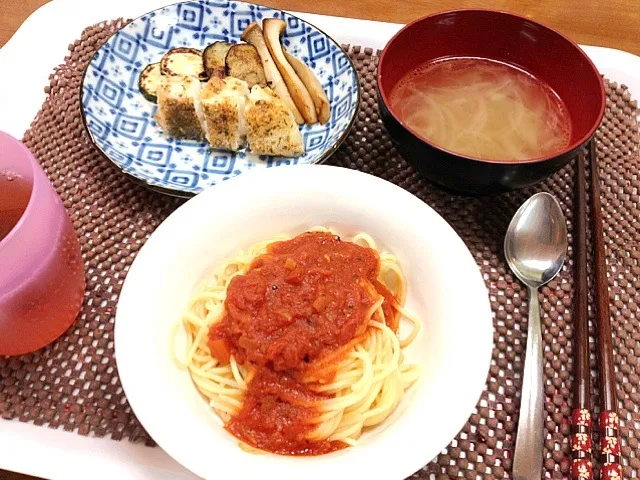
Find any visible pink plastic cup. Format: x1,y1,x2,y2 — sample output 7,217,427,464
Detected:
0,132,85,355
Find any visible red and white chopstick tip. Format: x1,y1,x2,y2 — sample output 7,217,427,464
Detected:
571,432,592,453
571,459,593,479
571,408,592,455
598,411,619,430
570,408,593,479
572,408,592,427
598,411,621,480
601,463,623,480
600,436,620,456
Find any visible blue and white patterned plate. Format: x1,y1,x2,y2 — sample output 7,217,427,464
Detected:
81,1,359,197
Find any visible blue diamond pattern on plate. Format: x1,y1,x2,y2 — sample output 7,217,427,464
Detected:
111,31,141,63
114,113,149,141
203,153,236,175
177,2,205,30
138,143,173,167
81,0,358,196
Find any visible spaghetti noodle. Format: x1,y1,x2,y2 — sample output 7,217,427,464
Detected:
171,227,421,455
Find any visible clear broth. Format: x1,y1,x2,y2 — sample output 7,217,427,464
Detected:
389,57,572,162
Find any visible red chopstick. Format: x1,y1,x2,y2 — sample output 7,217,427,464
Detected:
588,140,622,480
571,150,593,479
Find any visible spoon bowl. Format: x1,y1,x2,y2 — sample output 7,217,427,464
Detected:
505,193,568,288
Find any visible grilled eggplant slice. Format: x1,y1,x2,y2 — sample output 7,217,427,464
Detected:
203,41,233,78
225,44,267,88
139,62,163,103
160,48,206,80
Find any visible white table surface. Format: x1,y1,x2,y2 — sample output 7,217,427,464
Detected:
1,1,639,479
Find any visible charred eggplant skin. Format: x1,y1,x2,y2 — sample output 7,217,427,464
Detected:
203,42,233,79
138,62,162,103
225,44,267,88
160,48,207,80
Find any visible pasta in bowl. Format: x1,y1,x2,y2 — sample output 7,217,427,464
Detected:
114,165,492,479
172,228,421,455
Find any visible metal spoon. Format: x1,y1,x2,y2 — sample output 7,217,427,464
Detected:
504,192,568,480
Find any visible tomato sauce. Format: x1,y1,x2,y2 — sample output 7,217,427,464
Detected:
226,369,344,455
208,232,397,455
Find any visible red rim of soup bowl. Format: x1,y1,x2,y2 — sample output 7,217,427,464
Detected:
377,9,606,166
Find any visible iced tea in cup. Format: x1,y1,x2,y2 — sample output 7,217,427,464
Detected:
0,132,85,355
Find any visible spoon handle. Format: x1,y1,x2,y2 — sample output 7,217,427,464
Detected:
513,287,545,480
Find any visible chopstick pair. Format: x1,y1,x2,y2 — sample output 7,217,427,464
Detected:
570,140,622,480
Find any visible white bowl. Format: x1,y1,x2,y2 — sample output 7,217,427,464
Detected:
115,165,493,480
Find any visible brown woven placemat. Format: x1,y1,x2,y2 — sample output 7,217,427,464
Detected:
1,19,639,479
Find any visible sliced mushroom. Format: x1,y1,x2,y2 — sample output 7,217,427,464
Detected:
283,51,331,125
241,22,304,124
262,18,317,124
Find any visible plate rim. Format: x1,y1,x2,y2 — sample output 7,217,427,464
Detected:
79,0,362,199
114,165,494,479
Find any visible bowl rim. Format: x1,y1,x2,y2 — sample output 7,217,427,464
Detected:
79,0,361,199
377,8,606,166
